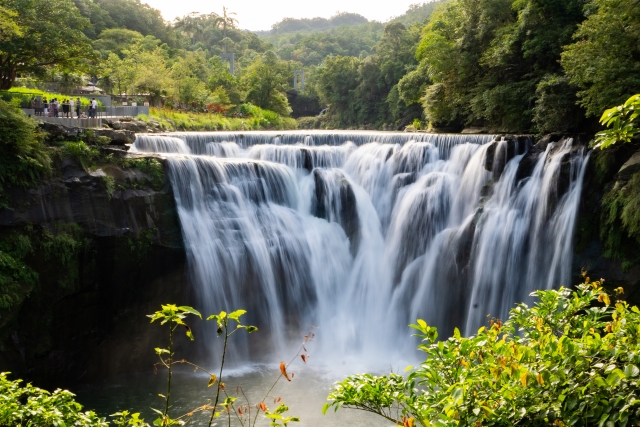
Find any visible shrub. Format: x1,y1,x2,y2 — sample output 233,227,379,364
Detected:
0,99,51,199
0,372,107,426
325,278,640,426
62,140,99,170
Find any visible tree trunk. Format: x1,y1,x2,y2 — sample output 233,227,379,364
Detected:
0,67,16,90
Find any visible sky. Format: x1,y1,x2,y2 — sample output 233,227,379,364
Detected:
142,0,424,31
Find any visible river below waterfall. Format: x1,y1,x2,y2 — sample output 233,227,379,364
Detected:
74,366,381,426
93,130,589,419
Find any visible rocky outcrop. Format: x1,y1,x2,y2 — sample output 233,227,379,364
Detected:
104,118,166,133
0,152,188,389
573,144,640,306
38,122,136,146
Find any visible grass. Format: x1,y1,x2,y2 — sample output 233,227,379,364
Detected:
0,87,102,108
137,104,298,132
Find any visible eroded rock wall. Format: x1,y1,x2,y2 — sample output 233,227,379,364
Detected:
0,151,189,389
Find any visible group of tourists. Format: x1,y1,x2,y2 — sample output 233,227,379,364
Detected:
31,97,99,118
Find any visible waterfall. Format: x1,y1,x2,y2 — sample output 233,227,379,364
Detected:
138,131,587,368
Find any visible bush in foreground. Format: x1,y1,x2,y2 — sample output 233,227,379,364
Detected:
0,372,107,426
325,278,640,426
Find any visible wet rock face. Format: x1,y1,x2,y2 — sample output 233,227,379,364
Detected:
0,154,188,388
516,146,545,182
312,169,360,255
0,158,180,245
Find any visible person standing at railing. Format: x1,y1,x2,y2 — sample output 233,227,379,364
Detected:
76,98,81,118
43,98,49,116
90,98,98,118
62,99,69,118
69,98,74,118
34,98,43,116
52,99,59,117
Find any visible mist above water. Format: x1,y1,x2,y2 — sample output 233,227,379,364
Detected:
132,131,588,372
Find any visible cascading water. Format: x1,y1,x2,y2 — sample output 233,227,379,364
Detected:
133,131,588,369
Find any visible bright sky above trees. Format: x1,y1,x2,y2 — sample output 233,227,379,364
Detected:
143,0,426,30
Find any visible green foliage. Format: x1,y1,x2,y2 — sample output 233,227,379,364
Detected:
103,175,116,199
268,12,369,35
593,94,640,150
242,53,292,116
389,1,447,26
326,280,640,426
1,87,99,108
265,403,300,426
0,372,108,426
0,234,37,322
600,172,640,268
143,107,297,132
533,74,584,134
266,22,384,67
0,0,94,89
561,0,640,118
62,140,99,170
111,410,149,427
0,223,86,329
0,99,51,199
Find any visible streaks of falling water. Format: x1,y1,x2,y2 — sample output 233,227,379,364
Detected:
148,131,587,370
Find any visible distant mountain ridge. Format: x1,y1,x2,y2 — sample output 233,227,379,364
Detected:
254,1,446,37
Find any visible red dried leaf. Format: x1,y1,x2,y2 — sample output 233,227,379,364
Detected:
280,362,291,381
277,397,281,403
259,402,267,412
301,354,307,364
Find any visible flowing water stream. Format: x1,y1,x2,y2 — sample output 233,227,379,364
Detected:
83,130,589,425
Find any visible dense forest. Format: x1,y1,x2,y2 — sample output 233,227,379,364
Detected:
1,0,639,131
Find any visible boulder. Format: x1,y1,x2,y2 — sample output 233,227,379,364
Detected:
616,150,640,182
91,128,136,145
39,122,81,139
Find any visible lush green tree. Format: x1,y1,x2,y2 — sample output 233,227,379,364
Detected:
242,52,292,116
389,1,448,26
93,0,174,44
170,51,212,108
413,0,587,132
315,56,361,126
103,52,136,96
0,0,93,90
264,21,384,67
325,280,640,426
208,56,242,105
561,0,640,118
93,28,144,57
0,6,20,42
71,0,115,39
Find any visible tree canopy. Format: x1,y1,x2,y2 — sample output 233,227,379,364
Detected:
0,0,93,90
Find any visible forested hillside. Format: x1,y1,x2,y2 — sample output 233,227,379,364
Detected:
303,0,640,131
2,0,639,130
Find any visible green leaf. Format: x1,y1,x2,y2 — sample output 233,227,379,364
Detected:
228,309,247,321
322,403,330,415
624,365,639,378
178,306,202,318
